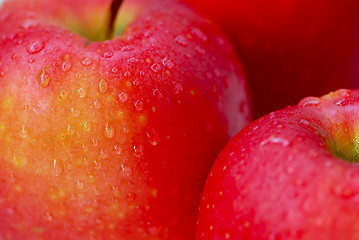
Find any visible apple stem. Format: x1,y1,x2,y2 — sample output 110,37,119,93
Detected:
103,0,124,40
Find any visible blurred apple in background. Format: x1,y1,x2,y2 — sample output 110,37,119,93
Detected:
197,89,359,240
0,0,250,239
185,0,359,118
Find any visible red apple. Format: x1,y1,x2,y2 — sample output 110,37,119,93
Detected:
197,89,359,240
0,0,251,239
185,0,359,118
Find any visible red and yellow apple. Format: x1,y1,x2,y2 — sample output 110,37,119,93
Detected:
0,0,251,239
197,89,359,240
185,0,359,118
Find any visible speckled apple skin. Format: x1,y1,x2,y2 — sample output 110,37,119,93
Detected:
0,0,250,239
197,89,359,240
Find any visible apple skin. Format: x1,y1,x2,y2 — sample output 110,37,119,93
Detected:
185,0,359,118
0,0,251,239
197,89,359,240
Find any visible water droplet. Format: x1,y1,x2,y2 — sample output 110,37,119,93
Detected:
83,122,91,131
77,88,86,98
127,57,139,63
121,164,132,177
19,126,29,138
133,144,144,158
135,100,144,111
191,28,207,42
102,51,113,58
53,159,64,176
298,97,321,107
195,46,206,55
59,90,68,99
334,184,354,199
92,137,99,147
26,41,45,54
335,99,354,107
124,71,132,78
71,107,80,117
28,58,35,63
111,67,119,74
133,79,140,86
37,68,51,88
147,129,159,146
105,123,115,138
98,79,109,93
151,63,161,73
61,60,72,72
260,136,290,147
175,35,188,46
93,100,102,109
67,124,74,134
299,119,310,127
173,82,183,94
81,57,92,66
153,89,163,99
121,46,134,52
77,180,84,189
162,57,175,69
100,148,108,158
118,92,128,103
113,145,122,155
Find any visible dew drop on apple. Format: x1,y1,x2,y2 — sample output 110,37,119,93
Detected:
113,145,122,155
61,60,72,72
77,180,84,189
173,82,183,94
105,123,115,138
26,41,45,54
118,92,128,103
53,159,64,176
298,119,310,127
67,124,74,135
77,88,86,98
147,129,159,146
135,100,144,111
71,107,80,117
81,57,92,66
191,28,208,42
59,89,68,99
175,35,188,46
100,148,108,159
102,51,114,58
162,57,175,70
195,46,206,55
92,137,99,147
37,68,51,88
133,144,144,158
298,97,321,107
153,89,163,99
121,164,132,177
124,71,132,78
93,100,102,110
98,79,109,93
111,67,119,74
260,137,290,147
151,63,162,73
19,126,29,138
83,121,91,131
